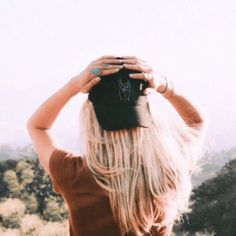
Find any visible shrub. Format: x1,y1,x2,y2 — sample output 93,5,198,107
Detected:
37,221,69,236
20,214,43,236
24,193,39,213
0,228,20,236
43,197,64,221
3,170,21,197
0,198,25,228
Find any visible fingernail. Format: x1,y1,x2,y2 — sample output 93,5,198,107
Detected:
129,74,134,77
95,77,101,81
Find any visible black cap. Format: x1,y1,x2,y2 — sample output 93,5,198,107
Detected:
88,67,153,130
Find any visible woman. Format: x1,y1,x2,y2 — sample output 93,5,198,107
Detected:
27,55,208,236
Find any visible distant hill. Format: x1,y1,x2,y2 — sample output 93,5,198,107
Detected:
192,146,236,187
1,143,236,188
0,143,38,161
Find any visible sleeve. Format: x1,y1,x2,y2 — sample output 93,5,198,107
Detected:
48,148,82,194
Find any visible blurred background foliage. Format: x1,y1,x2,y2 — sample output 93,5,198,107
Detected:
0,143,235,236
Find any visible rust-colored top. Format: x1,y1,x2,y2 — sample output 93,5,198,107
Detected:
49,149,173,236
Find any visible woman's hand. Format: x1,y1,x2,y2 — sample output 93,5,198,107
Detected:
122,56,167,93
70,55,124,94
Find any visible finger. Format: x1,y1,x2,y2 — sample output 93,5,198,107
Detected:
99,58,124,65
121,55,137,59
93,55,121,62
100,68,121,76
123,58,147,66
89,64,122,77
100,55,122,59
80,77,101,93
90,67,103,77
129,72,148,80
122,56,146,63
122,58,139,65
99,64,123,70
92,58,124,65
123,63,150,73
130,72,153,80
143,88,153,95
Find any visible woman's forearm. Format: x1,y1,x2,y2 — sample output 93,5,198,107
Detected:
167,90,205,126
27,79,79,130
156,78,207,127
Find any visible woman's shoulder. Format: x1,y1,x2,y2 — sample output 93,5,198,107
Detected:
50,148,86,173
51,148,82,159
49,148,87,193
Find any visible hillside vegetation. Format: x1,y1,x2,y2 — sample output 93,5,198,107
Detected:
0,143,235,236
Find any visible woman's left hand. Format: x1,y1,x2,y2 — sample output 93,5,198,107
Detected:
70,55,124,94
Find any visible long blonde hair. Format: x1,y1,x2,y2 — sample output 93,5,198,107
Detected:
79,98,206,236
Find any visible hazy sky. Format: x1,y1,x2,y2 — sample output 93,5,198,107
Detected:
0,0,236,153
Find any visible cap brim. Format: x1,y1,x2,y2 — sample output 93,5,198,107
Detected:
93,101,152,131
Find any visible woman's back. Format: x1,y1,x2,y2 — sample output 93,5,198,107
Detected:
49,148,174,236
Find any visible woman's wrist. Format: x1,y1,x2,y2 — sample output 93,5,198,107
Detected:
156,75,175,99
156,75,168,93
68,76,83,95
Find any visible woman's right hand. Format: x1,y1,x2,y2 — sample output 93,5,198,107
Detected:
70,55,124,94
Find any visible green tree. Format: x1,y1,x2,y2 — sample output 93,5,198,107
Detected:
179,159,236,236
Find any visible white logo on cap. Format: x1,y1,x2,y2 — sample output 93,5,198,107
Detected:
118,77,131,102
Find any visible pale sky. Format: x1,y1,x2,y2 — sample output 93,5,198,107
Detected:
0,0,236,154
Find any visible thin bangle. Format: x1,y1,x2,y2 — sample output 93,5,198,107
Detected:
162,80,175,99
158,76,168,93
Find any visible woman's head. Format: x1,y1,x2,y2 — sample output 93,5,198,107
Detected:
88,67,152,130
